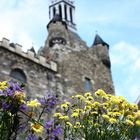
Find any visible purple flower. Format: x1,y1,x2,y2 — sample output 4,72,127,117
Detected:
39,93,59,113
53,125,63,137
47,94,58,108
6,88,14,97
26,133,38,140
19,104,27,110
45,120,53,130
0,90,3,94
8,81,22,91
2,101,9,110
39,97,46,105
49,136,55,140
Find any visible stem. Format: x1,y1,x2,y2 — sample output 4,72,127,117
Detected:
19,110,43,126
38,106,46,122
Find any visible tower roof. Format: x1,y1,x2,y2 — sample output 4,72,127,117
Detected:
93,34,109,47
47,14,67,29
28,47,36,53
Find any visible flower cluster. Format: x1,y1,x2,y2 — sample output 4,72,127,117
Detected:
53,90,140,140
0,80,140,140
0,81,60,140
0,81,27,139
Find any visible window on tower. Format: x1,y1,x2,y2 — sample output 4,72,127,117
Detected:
59,5,62,19
84,77,92,91
70,7,73,23
53,7,56,16
64,4,67,21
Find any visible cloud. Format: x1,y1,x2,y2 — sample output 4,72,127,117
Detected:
0,0,49,52
110,41,140,102
110,41,140,66
134,58,140,70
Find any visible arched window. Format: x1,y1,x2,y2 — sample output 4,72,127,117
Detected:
64,4,67,21
53,7,56,17
70,7,73,23
10,69,27,83
59,5,62,19
84,77,91,91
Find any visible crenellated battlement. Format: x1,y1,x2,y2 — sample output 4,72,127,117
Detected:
0,37,57,72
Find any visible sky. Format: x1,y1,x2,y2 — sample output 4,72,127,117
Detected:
0,0,140,103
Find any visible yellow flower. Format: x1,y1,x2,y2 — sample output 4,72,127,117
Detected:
91,111,98,115
109,118,117,124
84,92,91,97
75,94,85,100
102,103,109,109
108,112,113,116
88,120,94,125
75,122,80,126
92,101,100,107
73,109,83,113
72,96,75,99
74,122,81,128
65,101,70,106
113,112,122,118
112,108,119,112
85,100,92,106
31,123,43,134
59,115,69,121
27,99,41,107
71,112,79,118
94,123,99,127
61,103,69,110
118,96,127,102
130,103,138,111
87,96,94,101
95,89,106,97
126,115,134,120
0,81,8,90
102,114,110,120
135,120,140,126
125,119,134,126
110,96,120,104
53,113,62,117
66,122,72,127
107,94,113,98
14,91,25,101
84,106,91,111
136,110,140,118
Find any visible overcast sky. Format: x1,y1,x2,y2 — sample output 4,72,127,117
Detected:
0,0,140,103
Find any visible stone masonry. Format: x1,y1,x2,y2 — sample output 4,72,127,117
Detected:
0,0,114,100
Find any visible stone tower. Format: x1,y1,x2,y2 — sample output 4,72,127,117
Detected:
0,0,114,100
41,0,114,99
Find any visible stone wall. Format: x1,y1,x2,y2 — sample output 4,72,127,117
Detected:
0,38,58,98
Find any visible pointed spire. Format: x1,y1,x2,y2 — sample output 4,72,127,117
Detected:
93,34,109,48
28,47,36,53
